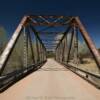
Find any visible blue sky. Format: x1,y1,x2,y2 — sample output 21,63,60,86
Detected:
0,0,100,48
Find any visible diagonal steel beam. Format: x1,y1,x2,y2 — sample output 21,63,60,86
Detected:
0,16,28,74
38,16,50,24
29,25,46,51
55,26,71,50
75,17,100,69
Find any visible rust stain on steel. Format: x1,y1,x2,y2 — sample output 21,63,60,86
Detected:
0,16,29,72
75,17,100,68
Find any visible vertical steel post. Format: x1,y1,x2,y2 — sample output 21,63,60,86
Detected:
64,35,67,63
66,31,74,63
35,38,40,63
23,27,28,68
59,44,61,62
73,24,78,64
27,27,35,64
62,39,65,63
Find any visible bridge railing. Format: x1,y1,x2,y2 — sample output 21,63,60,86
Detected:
0,60,46,92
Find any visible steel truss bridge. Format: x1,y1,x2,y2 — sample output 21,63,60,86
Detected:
0,15,100,100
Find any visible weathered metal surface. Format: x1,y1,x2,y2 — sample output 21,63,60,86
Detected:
66,31,74,63
75,17,100,68
0,15,48,75
0,16,28,73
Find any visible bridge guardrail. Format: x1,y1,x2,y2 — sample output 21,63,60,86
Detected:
61,62,100,89
0,60,47,92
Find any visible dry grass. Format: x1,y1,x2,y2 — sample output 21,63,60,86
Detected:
69,58,100,75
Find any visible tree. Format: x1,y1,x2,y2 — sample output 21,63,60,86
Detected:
79,41,90,57
0,26,8,55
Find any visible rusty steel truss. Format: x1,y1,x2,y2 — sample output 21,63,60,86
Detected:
0,15,100,90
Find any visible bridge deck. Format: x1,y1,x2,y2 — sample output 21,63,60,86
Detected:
0,59,100,100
